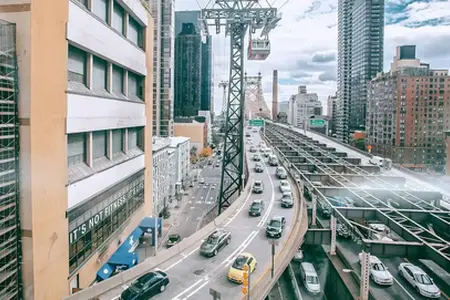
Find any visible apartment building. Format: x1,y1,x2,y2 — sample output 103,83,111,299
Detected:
366,46,450,169
152,139,170,216
287,85,322,128
327,94,337,134
0,0,153,298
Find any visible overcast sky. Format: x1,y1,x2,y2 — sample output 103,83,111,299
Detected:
175,0,450,114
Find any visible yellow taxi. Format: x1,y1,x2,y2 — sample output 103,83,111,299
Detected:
227,252,257,284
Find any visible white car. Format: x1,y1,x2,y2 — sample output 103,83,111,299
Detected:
293,248,304,262
358,253,393,286
279,180,291,193
398,263,441,298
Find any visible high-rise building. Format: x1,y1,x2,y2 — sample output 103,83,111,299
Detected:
336,0,385,143
160,0,175,137
201,35,213,113
174,23,202,117
0,1,153,298
175,10,202,35
151,0,162,136
327,94,337,134
366,46,450,169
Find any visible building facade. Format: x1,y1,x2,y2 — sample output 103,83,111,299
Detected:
174,23,202,117
0,1,154,298
152,139,171,216
151,0,162,136
327,94,337,134
287,85,322,128
169,136,191,186
366,46,450,169
336,0,385,142
174,117,207,153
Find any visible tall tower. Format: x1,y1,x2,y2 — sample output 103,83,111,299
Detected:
244,72,271,119
336,0,384,143
151,0,162,136
272,70,278,120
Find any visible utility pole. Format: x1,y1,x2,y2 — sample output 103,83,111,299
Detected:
209,288,221,300
202,1,280,215
268,239,279,279
360,251,370,300
311,195,317,226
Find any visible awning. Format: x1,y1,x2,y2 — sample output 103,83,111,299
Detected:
107,227,143,267
96,263,114,281
139,217,162,233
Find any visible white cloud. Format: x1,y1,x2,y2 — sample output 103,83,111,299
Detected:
175,0,450,115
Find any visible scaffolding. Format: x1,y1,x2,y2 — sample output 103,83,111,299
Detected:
0,20,22,300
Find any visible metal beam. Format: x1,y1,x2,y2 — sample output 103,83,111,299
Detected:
304,228,331,245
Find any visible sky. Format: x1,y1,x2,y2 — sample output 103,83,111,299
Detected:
175,0,450,115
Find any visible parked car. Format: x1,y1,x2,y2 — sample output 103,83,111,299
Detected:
200,229,232,257
254,163,264,173
199,178,205,184
268,154,278,166
166,234,181,248
279,180,291,193
248,199,265,216
398,263,441,298
276,167,287,179
266,216,286,238
358,253,393,286
299,262,321,295
120,270,169,300
280,192,294,208
252,180,264,193
228,252,257,284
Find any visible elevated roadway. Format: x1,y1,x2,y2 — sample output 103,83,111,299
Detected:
66,130,307,300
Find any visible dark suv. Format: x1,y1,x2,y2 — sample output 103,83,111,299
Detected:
200,229,231,257
248,199,265,216
266,216,286,238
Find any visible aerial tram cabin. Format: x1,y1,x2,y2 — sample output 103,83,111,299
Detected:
247,38,270,60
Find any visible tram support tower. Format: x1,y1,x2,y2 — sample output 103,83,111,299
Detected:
202,1,280,214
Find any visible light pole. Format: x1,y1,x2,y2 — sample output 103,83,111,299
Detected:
342,250,370,300
268,239,279,279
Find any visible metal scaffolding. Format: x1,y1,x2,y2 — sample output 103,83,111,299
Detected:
0,20,22,300
244,72,271,119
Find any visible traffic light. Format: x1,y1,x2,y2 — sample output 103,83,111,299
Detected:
242,264,249,296
241,287,248,295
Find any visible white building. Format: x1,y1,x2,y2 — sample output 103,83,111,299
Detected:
278,101,289,114
152,139,171,215
169,136,191,186
288,85,322,128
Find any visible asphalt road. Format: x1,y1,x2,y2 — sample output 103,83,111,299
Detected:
101,131,299,300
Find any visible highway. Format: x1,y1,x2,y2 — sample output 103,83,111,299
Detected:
99,130,300,300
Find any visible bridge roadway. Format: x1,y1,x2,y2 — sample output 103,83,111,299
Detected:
96,131,302,300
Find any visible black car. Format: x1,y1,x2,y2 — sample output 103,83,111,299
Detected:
253,154,261,161
246,133,251,137
166,234,181,248
249,199,265,216
120,270,169,300
200,229,231,257
254,162,264,173
266,216,286,238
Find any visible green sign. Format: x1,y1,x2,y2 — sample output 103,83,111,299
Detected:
309,119,325,127
249,119,265,127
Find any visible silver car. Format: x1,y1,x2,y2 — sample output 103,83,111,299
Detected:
279,180,291,193
399,263,441,298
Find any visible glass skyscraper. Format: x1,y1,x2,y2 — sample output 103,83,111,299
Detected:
336,0,385,143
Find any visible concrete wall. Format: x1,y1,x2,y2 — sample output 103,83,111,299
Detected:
174,122,205,151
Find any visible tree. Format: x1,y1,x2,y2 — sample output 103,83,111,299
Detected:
277,112,288,124
199,147,213,158
190,146,198,156
354,138,365,151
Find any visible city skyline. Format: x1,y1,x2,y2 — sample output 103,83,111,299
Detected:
176,0,450,114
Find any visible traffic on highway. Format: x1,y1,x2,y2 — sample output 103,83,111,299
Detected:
100,127,302,300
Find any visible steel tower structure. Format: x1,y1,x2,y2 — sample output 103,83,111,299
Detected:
202,1,280,213
218,80,228,117
244,72,271,119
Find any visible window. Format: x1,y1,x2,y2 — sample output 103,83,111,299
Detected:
92,131,107,159
112,129,123,153
112,3,125,34
128,17,143,48
128,72,144,100
92,0,109,23
92,57,107,90
74,0,88,7
128,128,137,149
67,133,86,166
68,46,86,85
112,66,124,95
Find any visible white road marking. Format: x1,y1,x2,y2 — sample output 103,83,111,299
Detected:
196,201,202,204
393,277,417,300
163,246,200,272
258,158,276,228
223,182,253,227
200,196,203,200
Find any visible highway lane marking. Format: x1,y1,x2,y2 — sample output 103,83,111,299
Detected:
392,277,417,300
258,155,276,228
223,180,254,227
163,246,201,272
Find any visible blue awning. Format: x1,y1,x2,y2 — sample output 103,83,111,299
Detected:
108,227,143,267
96,263,114,281
139,217,162,233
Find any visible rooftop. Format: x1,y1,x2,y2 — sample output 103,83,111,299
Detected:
170,136,190,147
152,137,171,153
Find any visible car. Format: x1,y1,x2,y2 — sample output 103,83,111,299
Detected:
252,129,257,133
280,192,294,208
358,253,393,286
398,263,441,298
248,199,265,216
266,216,286,238
245,133,251,137
254,162,264,173
279,180,291,193
120,270,169,300
215,162,220,167
200,229,231,257
207,160,212,165
276,166,288,179
249,146,257,153
253,154,261,161
166,234,181,248
252,180,264,193
293,248,304,262
299,262,321,295
199,178,205,184
228,252,257,284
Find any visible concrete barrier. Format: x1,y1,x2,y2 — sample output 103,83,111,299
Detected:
64,183,252,300
287,263,302,300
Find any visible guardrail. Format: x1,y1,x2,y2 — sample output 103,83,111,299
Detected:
245,134,308,300
287,263,302,300
65,182,252,300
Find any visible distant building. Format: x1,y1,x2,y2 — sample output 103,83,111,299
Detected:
173,116,207,153
169,137,191,186
327,94,337,134
287,85,322,128
198,110,212,145
278,101,289,114
152,139,171,215
366,45,450,170
174,23,202,117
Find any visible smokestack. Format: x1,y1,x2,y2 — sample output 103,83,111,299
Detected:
272,70,278,120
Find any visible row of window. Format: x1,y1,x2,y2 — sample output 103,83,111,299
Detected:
69,174,144,273
68,45,144,100
67,127,144,167
75,0,144,49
